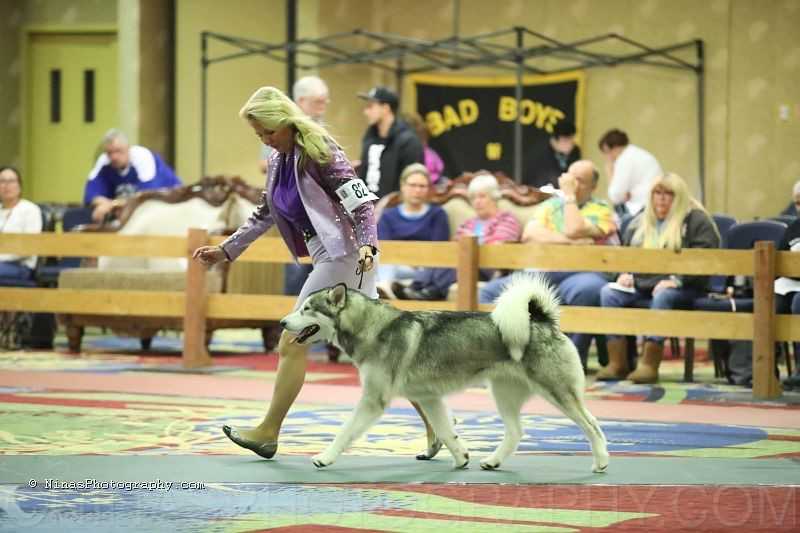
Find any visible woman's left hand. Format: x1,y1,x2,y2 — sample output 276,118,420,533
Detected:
358,245,376,272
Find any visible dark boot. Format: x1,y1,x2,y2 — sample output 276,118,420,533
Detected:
627,341,664,383
595,338,629,380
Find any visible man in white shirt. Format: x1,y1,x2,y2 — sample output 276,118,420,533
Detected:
598,129,662,216
0,166,42,282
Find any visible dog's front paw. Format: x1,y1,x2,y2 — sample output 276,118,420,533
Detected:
312,453,335,468
480,458,501,470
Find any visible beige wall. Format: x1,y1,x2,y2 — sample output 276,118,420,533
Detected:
0,0,25,168
175,0,286,185
339,0,798,220
4,0,798,220
728,0,800,220
174,0,799,219
138,0,173,159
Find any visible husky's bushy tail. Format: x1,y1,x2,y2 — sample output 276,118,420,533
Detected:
490,273,561,361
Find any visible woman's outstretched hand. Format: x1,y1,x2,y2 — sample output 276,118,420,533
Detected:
192,245,227,267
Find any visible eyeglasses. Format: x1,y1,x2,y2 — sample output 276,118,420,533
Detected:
0,179,20,185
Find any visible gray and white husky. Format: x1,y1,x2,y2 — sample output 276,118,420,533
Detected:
281,274,609,472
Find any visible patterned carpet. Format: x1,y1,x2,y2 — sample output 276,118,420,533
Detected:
1,330,798,531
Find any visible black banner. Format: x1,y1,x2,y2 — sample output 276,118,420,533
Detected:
411,72,584,181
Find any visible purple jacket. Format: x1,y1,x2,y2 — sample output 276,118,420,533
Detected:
220,143,378,261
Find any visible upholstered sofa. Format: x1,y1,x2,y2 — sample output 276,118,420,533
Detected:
58,176,283,352
377,171,549,235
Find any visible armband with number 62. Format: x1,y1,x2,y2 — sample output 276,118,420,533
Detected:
335,179,379,214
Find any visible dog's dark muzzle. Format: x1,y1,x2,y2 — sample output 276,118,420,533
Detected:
290,324,320,344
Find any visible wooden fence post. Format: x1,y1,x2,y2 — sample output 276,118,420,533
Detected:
183,228,212,368
457,235,479,311
753,240,780,399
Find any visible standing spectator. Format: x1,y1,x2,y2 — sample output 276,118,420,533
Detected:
598,128,662,217
525,121,582,189
376,163,450,297
403,113,445,185
394,173,520,301
0,166,42,282
774,218,800,390
480,160,617,369
598,173,720,383
357,86,424,197
85,129,182,222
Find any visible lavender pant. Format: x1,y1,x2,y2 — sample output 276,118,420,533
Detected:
294,235,378,311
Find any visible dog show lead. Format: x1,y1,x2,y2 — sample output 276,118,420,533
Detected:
192,86,438,460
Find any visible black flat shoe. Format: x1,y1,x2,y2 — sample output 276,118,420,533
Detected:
222,425,278,459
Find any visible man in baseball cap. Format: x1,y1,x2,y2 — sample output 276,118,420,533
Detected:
357,86,399,112
356,86,423,197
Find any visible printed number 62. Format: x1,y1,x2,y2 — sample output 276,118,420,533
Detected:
351,182,366,199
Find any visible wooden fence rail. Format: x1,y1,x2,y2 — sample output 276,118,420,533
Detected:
2,231,798,398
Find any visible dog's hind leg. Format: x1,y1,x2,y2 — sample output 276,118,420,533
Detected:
413,398,469,469
480,379,528,470
540,386,609,473
312,392,387,468
411,400,442,460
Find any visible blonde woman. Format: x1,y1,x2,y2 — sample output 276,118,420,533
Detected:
191,86,383,458
597,173,720,383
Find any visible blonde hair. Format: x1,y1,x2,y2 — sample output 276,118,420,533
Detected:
399,163,431,185
239,86,334,165
468,173,501,200
632,172,716,251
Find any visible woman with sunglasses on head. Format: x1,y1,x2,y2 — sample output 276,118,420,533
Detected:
597,173,720,383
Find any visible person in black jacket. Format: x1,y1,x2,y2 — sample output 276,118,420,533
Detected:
779,179,800,218
524,121,581,189
356,86,424,198
775,218,800,389
597,173,721,383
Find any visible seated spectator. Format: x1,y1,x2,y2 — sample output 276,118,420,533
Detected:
780,179,800,218
0,166,42,282
480,160,618,369
376,163,450,298
524,121,581,189
774,217,800,390
394,173,520,300
598,173,720,383
85,129,182,222
598,128,662,217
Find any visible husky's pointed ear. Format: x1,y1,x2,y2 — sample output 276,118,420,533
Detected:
328,283,348,308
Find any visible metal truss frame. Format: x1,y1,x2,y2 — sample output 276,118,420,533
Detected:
200,27,704,199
